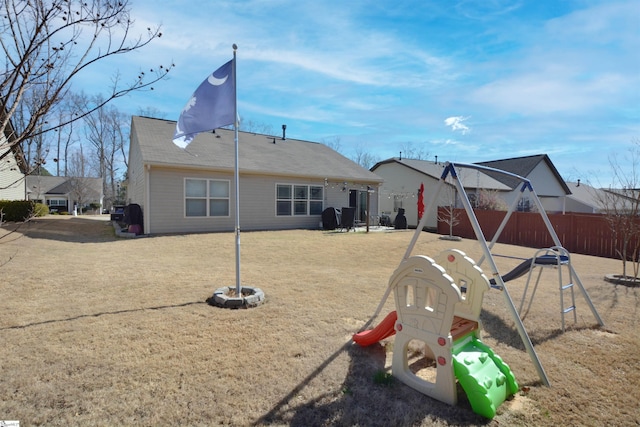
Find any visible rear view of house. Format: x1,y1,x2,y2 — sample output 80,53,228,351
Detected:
127,116,383,234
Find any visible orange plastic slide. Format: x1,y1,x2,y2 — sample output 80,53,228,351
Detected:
352,311,398,347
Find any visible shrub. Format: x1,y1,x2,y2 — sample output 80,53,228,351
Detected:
33,203,49,217
476,189,508,211
0,200,42,221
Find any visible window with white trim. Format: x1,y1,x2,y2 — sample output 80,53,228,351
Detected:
48,199,67,206
185,178,230,217
276,184,323,216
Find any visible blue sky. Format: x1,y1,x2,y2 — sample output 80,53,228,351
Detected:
90,0,638,186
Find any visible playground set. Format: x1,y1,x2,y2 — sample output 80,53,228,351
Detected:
353,162,605,419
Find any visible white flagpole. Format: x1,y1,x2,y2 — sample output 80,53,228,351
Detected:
232,44,241,296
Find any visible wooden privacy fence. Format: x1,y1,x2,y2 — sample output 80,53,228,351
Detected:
436,208,635,260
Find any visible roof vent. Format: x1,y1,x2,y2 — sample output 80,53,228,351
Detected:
282,124,286,140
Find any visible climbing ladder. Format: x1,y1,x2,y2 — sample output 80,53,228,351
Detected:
518,247,579,332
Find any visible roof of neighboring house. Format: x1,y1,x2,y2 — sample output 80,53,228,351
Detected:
370,158,511,190
565,181,604,209
132,116,383,183
476,154,571,194
601,187,639,212
26,175,103,199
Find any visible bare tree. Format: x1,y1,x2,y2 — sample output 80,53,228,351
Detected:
594,141,640,282
50,97,78,176
105,107,128,205
476,188,508,211
75,93,128,208
239,119,274,135
9,88,50,172
0,0,173,154
66,146,94,214
137,106,166,120
352,143,380,170
399,142,430,160
321,136,342,153
437,182,461,239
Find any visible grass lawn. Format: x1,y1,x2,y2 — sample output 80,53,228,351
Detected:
0,216,638,426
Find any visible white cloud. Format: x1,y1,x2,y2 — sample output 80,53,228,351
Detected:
444,116,471,135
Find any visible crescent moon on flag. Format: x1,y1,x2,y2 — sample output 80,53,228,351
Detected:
208,74,228,86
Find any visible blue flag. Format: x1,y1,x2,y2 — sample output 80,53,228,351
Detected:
173,59,235,148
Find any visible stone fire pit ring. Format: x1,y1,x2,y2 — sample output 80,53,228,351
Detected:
207,286,265,309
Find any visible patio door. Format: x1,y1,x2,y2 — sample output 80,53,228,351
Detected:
349,189,368,223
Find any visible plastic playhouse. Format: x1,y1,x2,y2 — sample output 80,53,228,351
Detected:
354,249,518,418
353,162,605,419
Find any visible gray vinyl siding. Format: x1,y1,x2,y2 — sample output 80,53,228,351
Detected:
145,167,375,234
128,116,383,234
126,125,146,208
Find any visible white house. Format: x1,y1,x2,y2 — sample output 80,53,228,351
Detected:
127,116,383,234
371,154,573,230
0,118,28,201
476,154,571,213
26,175,104,214
565,180,639,214
371,158,510,229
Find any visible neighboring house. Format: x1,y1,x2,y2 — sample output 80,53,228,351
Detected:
370,158,511,229
602,188,640,214
26,175,104,214
127,116,383,234
476,154,571,213
570,184,640,215
0,113,28,201
564,181,608,213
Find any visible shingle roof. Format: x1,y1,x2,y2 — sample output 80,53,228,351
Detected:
132,116,382,183
476,154,570,193
566,181,602,208
26,175,103,199
371,158,511,190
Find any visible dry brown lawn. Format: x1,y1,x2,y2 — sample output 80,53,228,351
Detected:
0,216,638,426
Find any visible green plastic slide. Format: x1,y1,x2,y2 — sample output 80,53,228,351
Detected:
452,337,519,419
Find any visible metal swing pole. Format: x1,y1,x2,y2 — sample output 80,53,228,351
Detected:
362,175,447,329
448,162,550,386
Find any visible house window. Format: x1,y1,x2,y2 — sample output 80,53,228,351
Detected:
48,199,66,206
276,184,323,216
185,178,230,217
518,197,531,212
310,186,323,215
